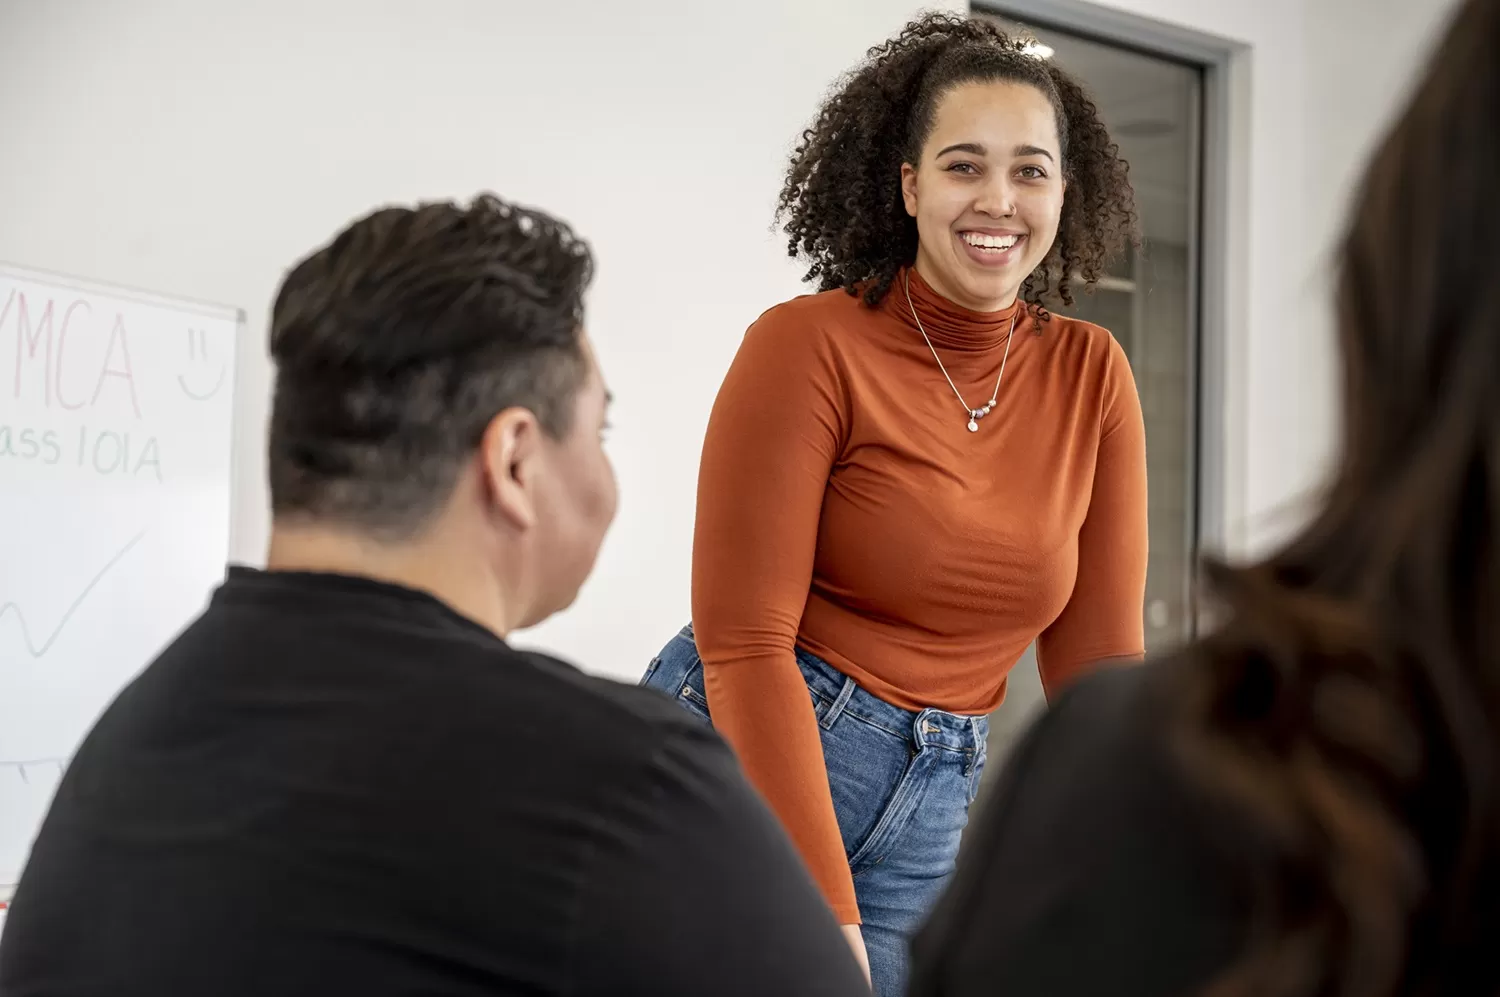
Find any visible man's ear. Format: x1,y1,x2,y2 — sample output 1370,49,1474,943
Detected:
478,408,542,531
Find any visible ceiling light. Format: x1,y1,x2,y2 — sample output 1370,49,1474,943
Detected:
1021,41,1055,60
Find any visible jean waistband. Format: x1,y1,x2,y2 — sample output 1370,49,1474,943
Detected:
678,624,988,755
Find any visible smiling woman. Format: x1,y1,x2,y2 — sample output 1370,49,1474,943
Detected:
779,15,1136,312
904,85,1069,312
636,14,1145,996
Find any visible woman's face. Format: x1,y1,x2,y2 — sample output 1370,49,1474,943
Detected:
901,80,1066,312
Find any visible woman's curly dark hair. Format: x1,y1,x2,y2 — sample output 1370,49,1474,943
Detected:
776,13,1137,311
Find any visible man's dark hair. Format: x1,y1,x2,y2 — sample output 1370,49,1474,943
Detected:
267,192,594,537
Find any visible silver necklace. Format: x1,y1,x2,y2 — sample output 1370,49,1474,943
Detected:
904,271,1017,432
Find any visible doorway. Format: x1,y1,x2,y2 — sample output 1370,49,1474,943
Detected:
977,10,1208,758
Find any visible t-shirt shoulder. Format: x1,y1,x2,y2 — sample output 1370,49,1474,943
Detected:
983,654,1273,905
510,648,728,754
910,658,1255,997
1001,660,1167,795
337,606,724,778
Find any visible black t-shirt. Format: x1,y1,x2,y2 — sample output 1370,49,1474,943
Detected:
908,658,1498,997
907,662,1249,997
0,568,866,997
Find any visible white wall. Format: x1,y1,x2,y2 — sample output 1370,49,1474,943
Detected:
1083,0,1457,557
0,0,1460,688
1302,0,1456,276
983,0,1459,758
0,0,959,683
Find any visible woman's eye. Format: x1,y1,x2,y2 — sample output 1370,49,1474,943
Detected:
946,162,979,175
1018,165,1048,180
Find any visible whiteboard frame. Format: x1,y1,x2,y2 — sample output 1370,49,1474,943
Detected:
0,261,246,324
0,261,246,892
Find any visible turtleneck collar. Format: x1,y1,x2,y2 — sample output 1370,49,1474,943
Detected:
884,265,1024,352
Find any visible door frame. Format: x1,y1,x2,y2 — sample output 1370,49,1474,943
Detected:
975,0,1244,636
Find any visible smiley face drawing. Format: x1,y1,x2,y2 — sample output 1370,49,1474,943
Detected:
178,327,227,401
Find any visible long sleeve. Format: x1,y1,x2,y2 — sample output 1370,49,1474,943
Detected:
690,307,862,922
1037,336,1148,698
574,725,868,997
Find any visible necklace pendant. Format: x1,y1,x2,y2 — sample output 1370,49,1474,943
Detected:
967,418,979,433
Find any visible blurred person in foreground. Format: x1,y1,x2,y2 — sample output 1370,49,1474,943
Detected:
0,194,867,997
909,0,1500,994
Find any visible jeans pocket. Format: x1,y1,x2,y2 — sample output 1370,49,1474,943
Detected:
676,679,713,723
966,748,988,806
818,713,916,865
641,627,713,726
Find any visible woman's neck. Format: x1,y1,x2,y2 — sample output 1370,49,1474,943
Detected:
912,252,1020,314
892,263,1024,351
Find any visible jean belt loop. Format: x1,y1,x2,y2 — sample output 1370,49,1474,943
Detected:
820,673,858,731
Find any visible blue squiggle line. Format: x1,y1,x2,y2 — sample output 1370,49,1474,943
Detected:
178,365,226,401
0,531,148,658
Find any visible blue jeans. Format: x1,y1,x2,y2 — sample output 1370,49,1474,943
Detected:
640,625,988,997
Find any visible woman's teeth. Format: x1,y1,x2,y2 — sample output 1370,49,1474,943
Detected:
962,233,1020,251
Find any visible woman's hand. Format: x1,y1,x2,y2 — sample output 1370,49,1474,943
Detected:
841,924,871,988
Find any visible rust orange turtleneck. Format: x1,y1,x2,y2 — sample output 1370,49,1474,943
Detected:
692,267,1148,922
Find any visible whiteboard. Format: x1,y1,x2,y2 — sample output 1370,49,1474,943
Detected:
0,264,240,889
